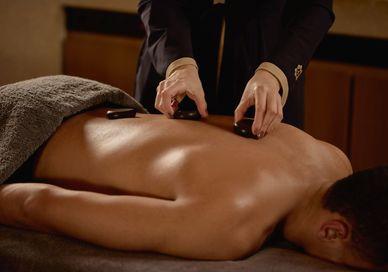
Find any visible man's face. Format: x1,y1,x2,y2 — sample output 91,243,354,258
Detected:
284,209,377,271
302,222,379,271
283,192,386,271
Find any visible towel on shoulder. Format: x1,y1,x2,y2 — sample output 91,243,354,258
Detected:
0,75,148,183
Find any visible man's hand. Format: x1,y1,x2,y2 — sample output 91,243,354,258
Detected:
155,65,208,118
234,70,283,138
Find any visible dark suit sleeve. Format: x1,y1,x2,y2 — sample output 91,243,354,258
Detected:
138,0,194,77
268,0,335,90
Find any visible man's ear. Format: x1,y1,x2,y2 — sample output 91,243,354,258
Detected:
318,219,350,242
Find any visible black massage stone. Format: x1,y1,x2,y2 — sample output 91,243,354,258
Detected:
106,108,137,119
173,110,201,121
233,118,259,139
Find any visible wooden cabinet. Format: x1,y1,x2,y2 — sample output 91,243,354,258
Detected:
64,31,143,96
351,73,388,170
305,60,388,171
304,61,352,153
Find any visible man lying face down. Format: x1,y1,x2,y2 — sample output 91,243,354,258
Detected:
0,107,387,271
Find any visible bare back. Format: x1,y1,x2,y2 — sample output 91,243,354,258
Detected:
32,107,352,258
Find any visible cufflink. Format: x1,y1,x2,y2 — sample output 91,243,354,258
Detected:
294,65,303,80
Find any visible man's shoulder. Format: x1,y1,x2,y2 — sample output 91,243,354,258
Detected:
271,123,317,149
315,140,353,176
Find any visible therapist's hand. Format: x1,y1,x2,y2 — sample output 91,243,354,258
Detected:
155,65,208,118
234,70,283,138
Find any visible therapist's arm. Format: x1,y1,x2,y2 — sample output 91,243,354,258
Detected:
138,0,207,118
235,0,335,137
138,0,194,77
267,0,335,93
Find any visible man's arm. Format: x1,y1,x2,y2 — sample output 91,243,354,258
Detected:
138,0,194,77
0,183,246,260
0,183,180,251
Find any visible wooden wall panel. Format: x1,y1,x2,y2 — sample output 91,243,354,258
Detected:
350,73,388,171
64,31,143,95
304,61,352,154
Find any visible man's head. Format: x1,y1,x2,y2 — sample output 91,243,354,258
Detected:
284,166,388,270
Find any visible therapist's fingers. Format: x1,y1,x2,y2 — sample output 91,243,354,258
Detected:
160,82,185,116
268,95,284,133
259,92,279,136
234,100,249,123
175,93,186,103
161,80,178,116
278,94,284,122
155,80,166,112
187,90,208,118
252,89,267,136
156,81,175,115
193,96,208,118
266,95,284,134
234,89,254,122
159,84,174,117
268,96,283,132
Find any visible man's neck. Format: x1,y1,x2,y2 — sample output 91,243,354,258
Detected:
281,181,333,246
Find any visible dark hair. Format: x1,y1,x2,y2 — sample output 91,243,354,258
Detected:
322,165,388,266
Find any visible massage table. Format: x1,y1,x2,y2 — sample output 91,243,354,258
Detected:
0,225,357,272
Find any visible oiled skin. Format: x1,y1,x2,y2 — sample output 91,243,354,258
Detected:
27,107,352,260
